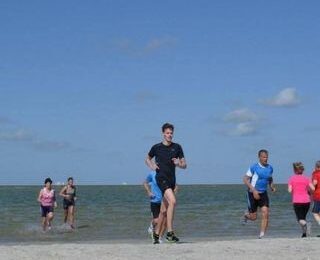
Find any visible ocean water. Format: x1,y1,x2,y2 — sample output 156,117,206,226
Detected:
0,184,313,243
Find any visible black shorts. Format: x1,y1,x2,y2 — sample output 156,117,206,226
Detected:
63,199,75,210
41,205,54,217
156,175,175,194
247,191,269,213
293,203,310,221
150,202,161,218
312,200,320,213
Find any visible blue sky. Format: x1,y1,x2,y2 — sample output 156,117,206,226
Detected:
1,1,320,184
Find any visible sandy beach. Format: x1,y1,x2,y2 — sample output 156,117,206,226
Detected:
1,238,319,260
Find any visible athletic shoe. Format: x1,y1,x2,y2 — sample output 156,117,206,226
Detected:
153,232,160,244
301,233,307,238
241,211,249,225
166,231,179,243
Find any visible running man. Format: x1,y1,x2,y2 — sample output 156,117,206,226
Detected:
145,123,187,244
288,162,314,237
59,177,77,229
37,178,57,231
143,171,166,242
242,149,276,239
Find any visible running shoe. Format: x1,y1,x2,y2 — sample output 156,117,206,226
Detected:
240,213,248,225
153,232,160,244
166,231,179,243
147,223,153,234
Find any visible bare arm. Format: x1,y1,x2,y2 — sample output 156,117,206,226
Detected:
59,186,68,198
243,175,260,200
269,178,276,192
37,190,42,203
172,158,187,169
143,181,154,198
309,182,315,192
145,155,159,171
288,184,292,193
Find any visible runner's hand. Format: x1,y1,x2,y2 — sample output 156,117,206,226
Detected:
172,158,180,166
252,190,261,200
148,191,155,198
270,186,276,193
151,164,159,171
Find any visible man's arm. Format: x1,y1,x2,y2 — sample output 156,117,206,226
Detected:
145,155,159,171
243,175,260,200
269,177,276,192
173,158,187,169
143,181,154,198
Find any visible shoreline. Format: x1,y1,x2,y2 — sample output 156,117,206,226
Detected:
1,237,319,260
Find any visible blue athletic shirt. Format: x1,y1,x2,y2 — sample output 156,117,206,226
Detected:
246,163,273,193
146,172,163,203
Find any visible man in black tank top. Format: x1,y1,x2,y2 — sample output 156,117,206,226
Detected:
145,123,187,244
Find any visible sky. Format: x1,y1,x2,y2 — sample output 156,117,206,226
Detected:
1,1,320,185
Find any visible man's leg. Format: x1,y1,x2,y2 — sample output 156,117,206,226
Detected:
163,188,176,232
260,206,269,238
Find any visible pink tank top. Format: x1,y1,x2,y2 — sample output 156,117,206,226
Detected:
40,188,55,206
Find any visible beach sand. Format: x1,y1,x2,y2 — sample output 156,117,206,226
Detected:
0,238,319,260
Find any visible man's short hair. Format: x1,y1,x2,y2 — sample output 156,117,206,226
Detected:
162,123,174,133
258,149,269,157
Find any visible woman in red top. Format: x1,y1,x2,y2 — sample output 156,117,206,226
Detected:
312,161,320,226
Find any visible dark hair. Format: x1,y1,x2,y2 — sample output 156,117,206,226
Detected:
258,149,268,157
44,178,52,184
293,162,304,174
162,123,174,133
67,177,73,182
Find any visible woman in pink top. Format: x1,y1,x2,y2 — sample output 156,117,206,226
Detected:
37,178,57,231
288,162,314,237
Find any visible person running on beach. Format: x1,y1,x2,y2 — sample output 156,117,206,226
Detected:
37,178,57,231
145,123,187,244
288,162,314,237
59,177,77,229
143,171,166,242
311,161,320,229
242,149,276,239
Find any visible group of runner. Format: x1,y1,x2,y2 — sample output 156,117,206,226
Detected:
37,177,77,231
36,122,320,241
144,123,320,244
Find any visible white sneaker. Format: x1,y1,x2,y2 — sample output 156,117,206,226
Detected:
147,224,153,234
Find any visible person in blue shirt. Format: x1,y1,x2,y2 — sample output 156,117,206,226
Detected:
242,149,276,239
143,171,166,241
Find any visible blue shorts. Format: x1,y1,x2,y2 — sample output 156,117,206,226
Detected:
312,200,320,213
41,205,54,217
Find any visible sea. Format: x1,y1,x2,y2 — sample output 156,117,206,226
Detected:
0,184,313,243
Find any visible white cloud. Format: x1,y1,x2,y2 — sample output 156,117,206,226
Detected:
115,36,176,56
222,108,259,137
224,108,258,123
230,122,257,136
264,88,300,107
0,129,33,141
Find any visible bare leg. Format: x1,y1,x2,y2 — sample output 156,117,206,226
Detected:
68,206,75,228
313,213,320,225
260,206,269,237
163,189,176,232
41,217,47,231
46,212,54,229
245,212,257,221
155,201,167,235
64,209,68,224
